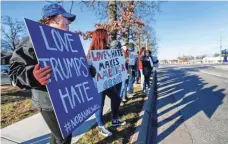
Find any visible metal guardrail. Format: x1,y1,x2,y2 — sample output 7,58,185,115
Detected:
136,70,158,144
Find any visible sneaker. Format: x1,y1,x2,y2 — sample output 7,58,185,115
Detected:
122,99,127,102
98,126,112,137
112,119,126,126
146,89,150,95
128,93,134,98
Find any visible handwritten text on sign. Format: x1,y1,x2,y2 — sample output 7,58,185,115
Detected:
25,18,100,138
90,49,128,93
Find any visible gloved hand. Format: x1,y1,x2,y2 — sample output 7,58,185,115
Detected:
89,65,96,78
33,63,52,85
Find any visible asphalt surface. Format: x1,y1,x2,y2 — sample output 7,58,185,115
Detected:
157,64,228,144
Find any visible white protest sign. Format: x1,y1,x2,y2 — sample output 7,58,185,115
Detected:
128,51,137,66
90,49,128,93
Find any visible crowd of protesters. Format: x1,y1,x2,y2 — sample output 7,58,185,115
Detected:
121,44,158,102
8,3,158,144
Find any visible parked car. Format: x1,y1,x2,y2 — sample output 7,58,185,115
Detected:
1,65,15,86
1,65,10,74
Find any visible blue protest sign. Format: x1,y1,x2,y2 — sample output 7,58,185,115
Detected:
24,18,100,138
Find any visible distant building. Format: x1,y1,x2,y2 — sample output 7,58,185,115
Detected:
203,56,220,64
177,58,190,64
160,60,168,64
160,59,179,64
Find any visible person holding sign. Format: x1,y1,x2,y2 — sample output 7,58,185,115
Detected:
138,47,146,89
127,43,138,97
8,3,86,144
121,43,130,102
88,29,126,137
140,50,153,93
136,51,141,84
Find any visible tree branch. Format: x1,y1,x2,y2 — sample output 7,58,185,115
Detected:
70,1,74,13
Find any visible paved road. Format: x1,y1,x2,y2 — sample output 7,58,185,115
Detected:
157,65,228,144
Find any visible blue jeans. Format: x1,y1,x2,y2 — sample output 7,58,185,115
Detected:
95,83,122,126
128,75,135,94
120,79,128,99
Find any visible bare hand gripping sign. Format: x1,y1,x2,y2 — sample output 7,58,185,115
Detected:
24,18,100,138
90,49,128,93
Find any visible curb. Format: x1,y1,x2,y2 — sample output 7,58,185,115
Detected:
130,71,158,144
130,96,147,144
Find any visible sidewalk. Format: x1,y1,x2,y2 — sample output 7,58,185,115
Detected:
1,99,111,144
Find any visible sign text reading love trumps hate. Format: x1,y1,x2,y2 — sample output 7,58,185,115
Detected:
25,18,100,138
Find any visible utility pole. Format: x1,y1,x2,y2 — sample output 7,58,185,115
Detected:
146,39,148,50
146,38,149,50
138,36,140,51
220,33,222,63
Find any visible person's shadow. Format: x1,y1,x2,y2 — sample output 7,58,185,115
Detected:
156,68,225,143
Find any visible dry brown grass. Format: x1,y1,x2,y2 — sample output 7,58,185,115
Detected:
76,85,146,144
1,85,38,128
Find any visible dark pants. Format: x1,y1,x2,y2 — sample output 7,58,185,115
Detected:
40,110,72,144
143,75,150,90
95,83,122,126
136,69,141,83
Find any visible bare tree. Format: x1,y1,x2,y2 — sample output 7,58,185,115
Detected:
79,1,109,21
76,0,162,51
108,0,118,41
214,53,220,57
136,25,158,54
1,16,26,51
46,1,75,13
135,1,162,23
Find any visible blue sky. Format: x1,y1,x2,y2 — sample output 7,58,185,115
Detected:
1,1,105,54
154,1,228,59
1,1,228,60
